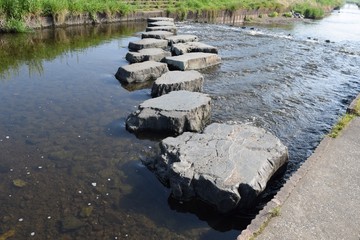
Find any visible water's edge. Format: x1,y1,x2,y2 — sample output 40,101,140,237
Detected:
237,93,360,240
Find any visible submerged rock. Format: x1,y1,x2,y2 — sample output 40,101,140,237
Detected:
151,70,204,97
61,216,86,232
126,91,211,135
153,123,288,213
13,179,27,188
115,61,169,84
79,206,94,218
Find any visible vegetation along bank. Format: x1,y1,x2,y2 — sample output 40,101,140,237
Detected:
0,0,345,32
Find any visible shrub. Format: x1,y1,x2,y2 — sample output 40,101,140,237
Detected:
283,12,292,18
3,18,28,32
268,11,278,17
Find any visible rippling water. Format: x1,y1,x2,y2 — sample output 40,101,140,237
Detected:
0,4,359,240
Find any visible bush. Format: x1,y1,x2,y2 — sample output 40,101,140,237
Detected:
3,18,28,32
268,11,278,17
283,12,292,18
293,3,325,19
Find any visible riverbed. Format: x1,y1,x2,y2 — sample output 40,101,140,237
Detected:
0,4,359,240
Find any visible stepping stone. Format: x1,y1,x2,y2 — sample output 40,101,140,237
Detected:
146,26,177,34
166,35,199,45
115,61,169,84
152,123,288,213
125,48,171,64
142,31,174,40
148,21,176,27
151,70,204,97
126,91,211,135
128,38,168,51
148,17,174,23
165,53,221,71
172,42,218,56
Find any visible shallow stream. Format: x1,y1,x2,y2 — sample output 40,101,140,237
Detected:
0,4,359,240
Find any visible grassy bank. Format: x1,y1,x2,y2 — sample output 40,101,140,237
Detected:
0,0,345,32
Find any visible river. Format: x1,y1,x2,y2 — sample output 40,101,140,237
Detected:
0,4,359,240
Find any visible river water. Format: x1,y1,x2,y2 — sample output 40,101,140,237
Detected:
0,4,359,240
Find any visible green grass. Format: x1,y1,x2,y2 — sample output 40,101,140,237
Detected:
0,0,346,32
329,114,355,138
248,206,281,240
354,98,360,115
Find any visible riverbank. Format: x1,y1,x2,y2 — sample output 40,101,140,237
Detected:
238,95,360,239
0,0,343,32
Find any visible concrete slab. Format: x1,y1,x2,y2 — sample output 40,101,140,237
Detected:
126,91,211,135
146,26,177,34
147,17,174,23
125,48,171,64
141,31,174,40
171,42,218,56
115,61,168,84
128,38,168,51
148,21,176,27
166,34,199,45
154,123,288,213
151,70,204,97
165,52,221,71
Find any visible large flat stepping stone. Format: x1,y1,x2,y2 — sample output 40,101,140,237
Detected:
148,17,174,23
125,48,171,64
115,61,168,84
146,26,177,34
166,35,199,45
153,123,288,213
165,53,221,71
151,70,204,97
148,21,176,27
142,31,174,40
126,91,211,135
172,42,218,56
128,38,168,51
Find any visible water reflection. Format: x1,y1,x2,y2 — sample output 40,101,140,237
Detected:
0,22,146,78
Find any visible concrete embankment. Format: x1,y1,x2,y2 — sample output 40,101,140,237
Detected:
238,96,360,240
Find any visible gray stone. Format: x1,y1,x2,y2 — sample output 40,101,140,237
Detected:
165,53,221,71
125,48,171,64
172,42,218,56
61,216,86,232
128,38,168,51
115,61,169,84
154,123,288,213
146,26,177,34
147,17,174,23
142,31,174,40
151,70,204,97
126,91,211,134
148,21,176,27
166,35,199,45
